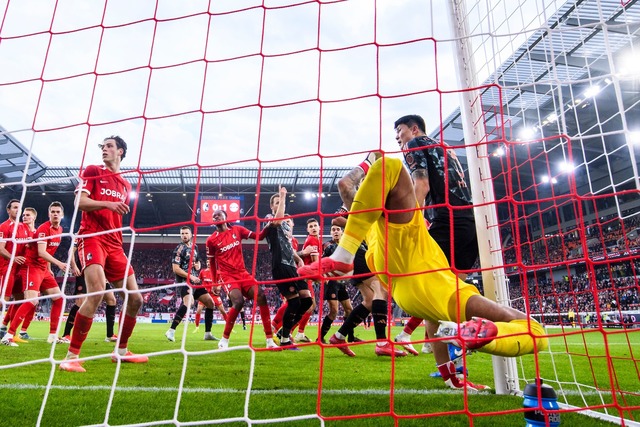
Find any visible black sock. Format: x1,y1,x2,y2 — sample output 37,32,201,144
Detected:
320,315,334,340
105,304,116,337
338,304,370,337
171,304,188,329
371,299,387,340
204,308,214,333
282,297,300,341
63,304,80,336
240,311,246,326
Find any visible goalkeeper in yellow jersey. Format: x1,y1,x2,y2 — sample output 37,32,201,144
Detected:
298,153,548,361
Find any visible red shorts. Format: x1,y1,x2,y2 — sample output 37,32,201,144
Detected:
219,270,258,299
211,294,223,307
20,267,59,293
1,265,22,299
78,236,134,283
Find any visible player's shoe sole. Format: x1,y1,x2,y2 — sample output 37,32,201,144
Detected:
329,334,355,357
375,342,407,357
297,258,354,279
112,351,149,363
1,338,18,347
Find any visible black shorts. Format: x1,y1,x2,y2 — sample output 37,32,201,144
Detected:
178,283,208,300
350,246,373,287
272,264,309,297
429,216,479,271
324,280,350,301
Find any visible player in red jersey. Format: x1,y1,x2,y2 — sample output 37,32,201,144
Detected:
1,202,67,347
60,136,148,373
0,200,34,340
192,259,227,334
206,209,277,350
292,218,321,343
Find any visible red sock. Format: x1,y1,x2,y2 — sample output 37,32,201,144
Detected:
20,304,37,332
3,303,19,326
259,304,272,337
272,303,287,330
223,307,240,339
8,301,34,335
220,311,227,322
194,311,201,327
49,298,63,334
69,312,93,356
118,314,137,349
403,316,423,335
297,311,311,334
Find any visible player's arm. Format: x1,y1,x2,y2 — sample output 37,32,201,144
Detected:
337,167,365,210
69,244,81,276
37,241,68,272
0,239,25,265
172,249,199,284
77,191,130,215
411,169,430,208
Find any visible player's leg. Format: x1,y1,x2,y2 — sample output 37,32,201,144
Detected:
276,283,301,348
330,277,376,357
371,280,406,357
294,282,314,343
394,316,423,355
253,286,275,346
219,286,244,347
447,294,548,357
320,288,339,344
103,288,118,342
166,286,192,342
2,285,39,346
111,272,148,363
40,274,65,343
197,291,218,341
194,301,203,331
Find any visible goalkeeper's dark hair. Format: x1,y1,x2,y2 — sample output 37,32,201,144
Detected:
394,115,426,133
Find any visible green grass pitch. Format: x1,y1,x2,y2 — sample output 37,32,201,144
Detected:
0,321,638,426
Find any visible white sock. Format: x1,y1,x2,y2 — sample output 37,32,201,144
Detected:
117,348,127,356
331,246,354,264
335,332,345,340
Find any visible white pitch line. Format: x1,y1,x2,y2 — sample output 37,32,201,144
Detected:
0,383,636,397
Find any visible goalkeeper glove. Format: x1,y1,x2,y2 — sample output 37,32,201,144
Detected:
357,151,382,175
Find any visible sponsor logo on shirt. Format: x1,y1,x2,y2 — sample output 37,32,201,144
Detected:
219,240,240,253
100,187,127,202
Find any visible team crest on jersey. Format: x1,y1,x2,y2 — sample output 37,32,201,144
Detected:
232,233,236,239
87,253,93,261
404,153,415,168
39,232,46,238
174,255,181,262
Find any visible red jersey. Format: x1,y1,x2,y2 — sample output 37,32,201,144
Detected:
206,225,255,278
199,268,214,292
24,221,63,270
0,219,32,271
302,234,322,265
77,164,131,247
291,237,299,252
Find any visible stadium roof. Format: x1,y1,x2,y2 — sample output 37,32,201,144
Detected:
1,0,639,236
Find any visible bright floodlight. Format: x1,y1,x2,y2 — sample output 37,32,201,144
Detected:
304,191,312,200
129,191,137,199
519,127,537,140
628,130,640,145
546,113,558,123
617,50,640,76
541,175,550,183
559,160,575,173
493,146,506,157
583,85,601,98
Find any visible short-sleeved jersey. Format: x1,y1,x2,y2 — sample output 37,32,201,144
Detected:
402,136,473,219
206,225,254,277
77,165,131,246
24,221,62,270
172,242,199,283
302,235,322,265
264,214,296,269
0,219,32,271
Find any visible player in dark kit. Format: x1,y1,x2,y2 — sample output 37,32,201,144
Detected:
60,136,148,372
263,186,313,349
206,209,277,349
165,226,218,342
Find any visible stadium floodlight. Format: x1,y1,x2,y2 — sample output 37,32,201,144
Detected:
518,127,537,140
628,130,640,145
616,50,640,76
559,160,575,173
583,85,601,98
546,112,558,123
541,175,550,184
304,191,312,200
130,191,137,199
493,146,506,157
